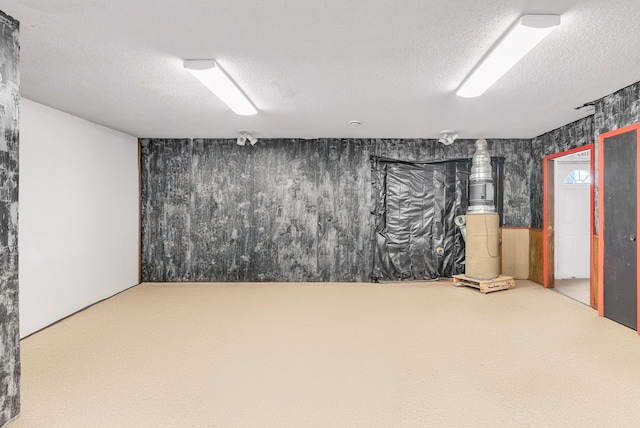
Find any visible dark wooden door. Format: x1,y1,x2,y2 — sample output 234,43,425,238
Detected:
603,130,638,330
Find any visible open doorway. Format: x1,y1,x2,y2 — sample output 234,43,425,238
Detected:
553,151,591,304
543,145,595,308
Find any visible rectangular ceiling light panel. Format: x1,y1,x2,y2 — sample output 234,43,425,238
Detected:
456,14,561,98
184,59,258,116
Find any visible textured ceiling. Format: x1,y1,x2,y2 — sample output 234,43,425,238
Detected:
2,0,639,139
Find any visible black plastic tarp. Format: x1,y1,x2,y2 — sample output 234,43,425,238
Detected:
371,156,504,281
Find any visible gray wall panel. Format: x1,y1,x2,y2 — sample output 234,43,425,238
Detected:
488,139,533,227
0,10,19,427
252,139,322,281
189,139,254,281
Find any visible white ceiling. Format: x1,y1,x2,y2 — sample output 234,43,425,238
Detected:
2,0,639,139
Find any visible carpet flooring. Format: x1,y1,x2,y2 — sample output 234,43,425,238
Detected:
553,278,590,306
9,280,640,427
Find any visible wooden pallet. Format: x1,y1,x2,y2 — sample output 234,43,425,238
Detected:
452,274,515,294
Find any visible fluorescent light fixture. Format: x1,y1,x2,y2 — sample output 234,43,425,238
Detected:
456,14,561,98
183,59,258,115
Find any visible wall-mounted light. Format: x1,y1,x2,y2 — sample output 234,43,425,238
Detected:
456,14,561,98
438,130,458,145
184,59,258,116
237,131,258,146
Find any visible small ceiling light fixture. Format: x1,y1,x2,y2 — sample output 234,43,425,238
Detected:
184,59,258,116
237,131,258,146
456,14,561,98
438,130,458,145
349,120,363,126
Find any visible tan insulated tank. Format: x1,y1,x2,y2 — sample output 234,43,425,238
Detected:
465,213,500,280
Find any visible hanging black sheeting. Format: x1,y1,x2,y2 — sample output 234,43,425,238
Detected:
370,156,504,281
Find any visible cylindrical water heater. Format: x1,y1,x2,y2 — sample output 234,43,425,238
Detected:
464,139,500,280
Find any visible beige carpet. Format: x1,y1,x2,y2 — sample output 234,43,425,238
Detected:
9,280,640,428
554,278,590,306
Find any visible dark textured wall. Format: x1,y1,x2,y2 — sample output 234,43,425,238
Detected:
527,81,640,232
0,10,19,427
529,117,595,230
141,138,371,281
141,138,532,282
595,81,640,135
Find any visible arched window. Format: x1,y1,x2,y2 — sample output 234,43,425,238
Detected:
564,169,591,184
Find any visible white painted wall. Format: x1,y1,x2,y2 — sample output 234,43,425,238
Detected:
19,99,139,337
